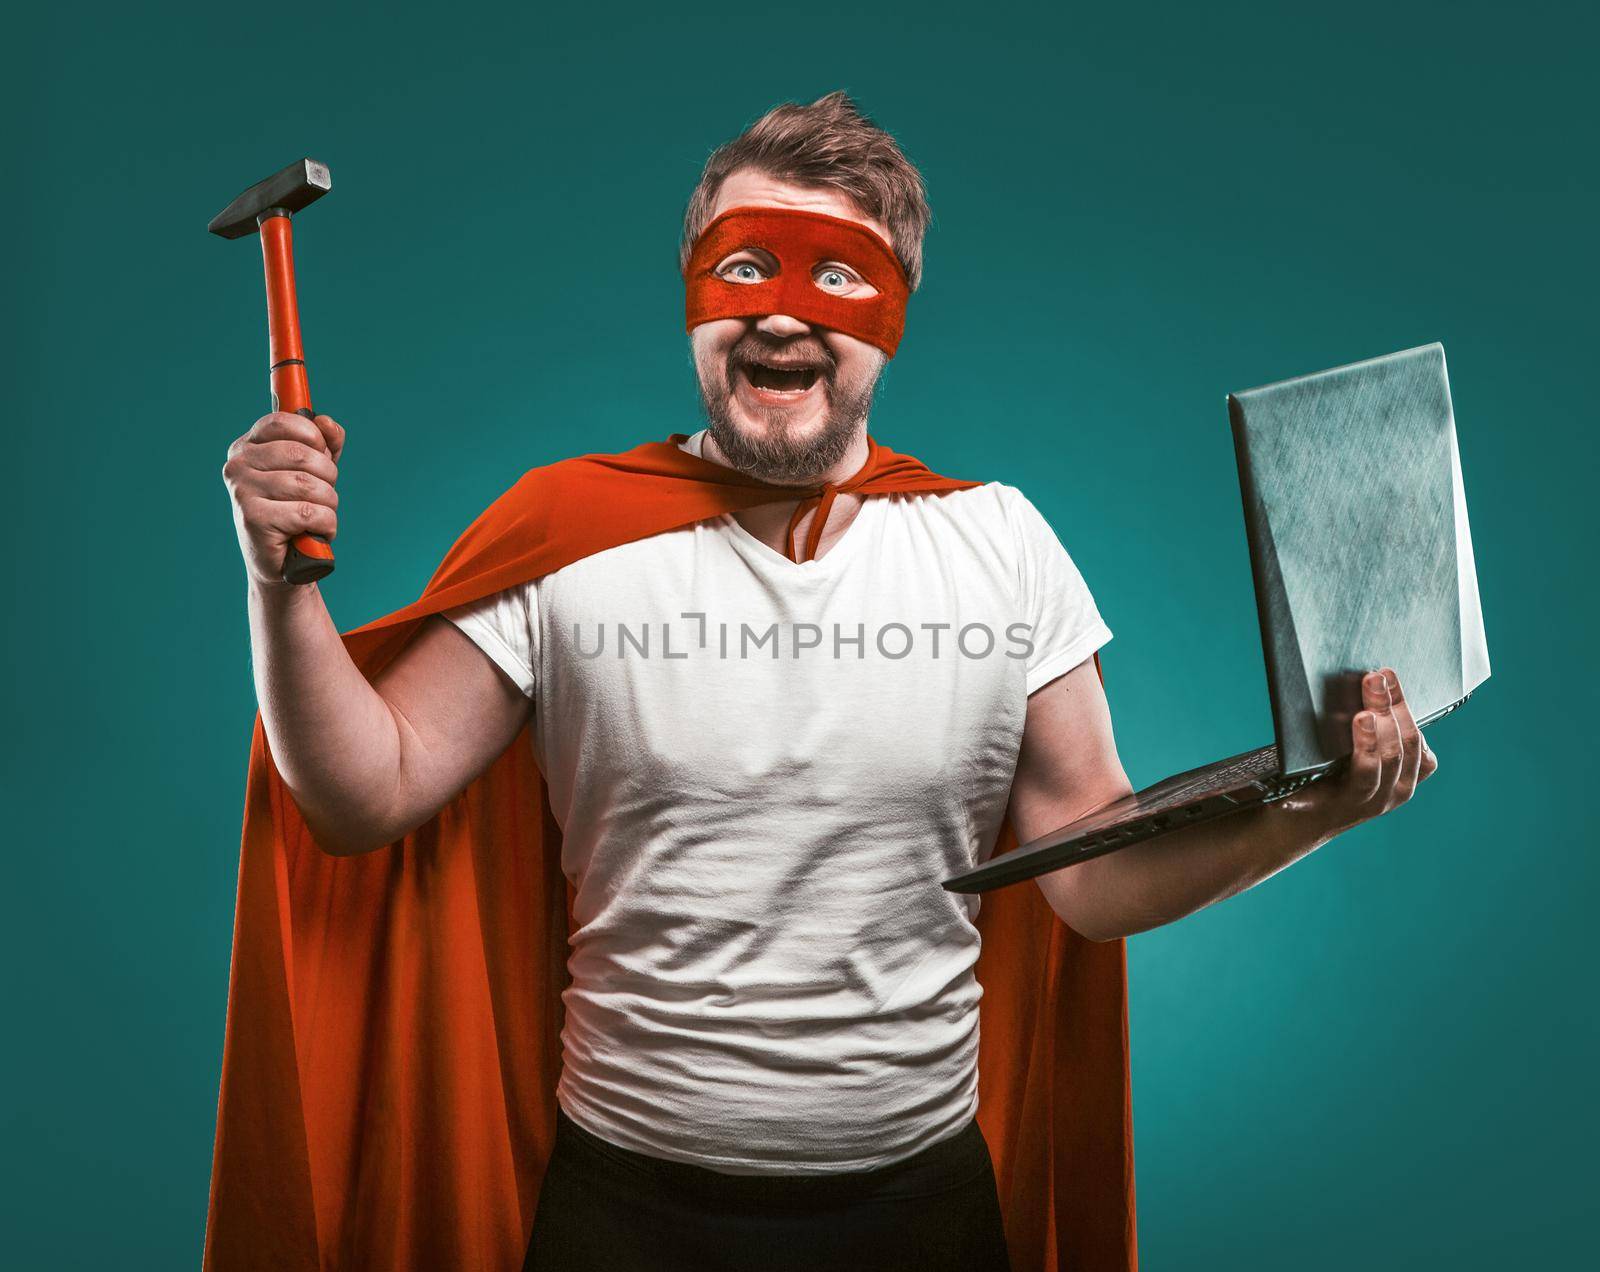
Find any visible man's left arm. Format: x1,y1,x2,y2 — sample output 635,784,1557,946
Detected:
1007,659,1439,942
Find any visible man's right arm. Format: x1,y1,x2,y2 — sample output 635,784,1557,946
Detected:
227,411,533,856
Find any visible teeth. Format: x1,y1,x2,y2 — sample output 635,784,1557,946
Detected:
742,364,816,394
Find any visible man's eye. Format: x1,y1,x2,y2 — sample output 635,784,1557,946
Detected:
717,258,770,284
814,266,877,298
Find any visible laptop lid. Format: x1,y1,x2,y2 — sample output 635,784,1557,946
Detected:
1229,342,1491,775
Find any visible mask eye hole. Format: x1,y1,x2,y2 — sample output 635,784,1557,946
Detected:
715,248,778,284
813,263,879,300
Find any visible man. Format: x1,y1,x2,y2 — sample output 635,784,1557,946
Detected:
214,92,1434,1271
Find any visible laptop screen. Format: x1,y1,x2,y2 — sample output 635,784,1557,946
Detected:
1227,343,1491,774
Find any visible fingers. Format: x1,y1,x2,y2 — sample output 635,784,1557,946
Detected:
312,414,345,463
256,464,339,511
1344,667,1440,826
243,437,339,483
243,411,332,453
1384,669,1441,784
223,437,339,510
1383,667,1418,736
1362,670,1404,802
222,412,342,535
1347,706,1384,803
1346,671,1400,810
1384,668,1424,802
222,413,345,588
241,493,338,541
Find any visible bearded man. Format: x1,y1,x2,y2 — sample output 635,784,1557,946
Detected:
210,92,1435,1272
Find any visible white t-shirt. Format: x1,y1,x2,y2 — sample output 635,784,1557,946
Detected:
441,429,1111,1174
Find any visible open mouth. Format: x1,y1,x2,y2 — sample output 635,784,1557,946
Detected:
736,358,823,396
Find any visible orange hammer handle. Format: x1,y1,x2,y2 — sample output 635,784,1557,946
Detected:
259,214,335,584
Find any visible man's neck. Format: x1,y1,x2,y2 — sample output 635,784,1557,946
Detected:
699,428,871,562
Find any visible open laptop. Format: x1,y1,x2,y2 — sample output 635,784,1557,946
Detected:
943,342,1491,895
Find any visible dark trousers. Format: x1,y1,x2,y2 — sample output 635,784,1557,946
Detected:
523,1106,1013,1272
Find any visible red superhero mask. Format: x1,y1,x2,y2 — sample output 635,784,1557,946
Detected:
684,206,911,358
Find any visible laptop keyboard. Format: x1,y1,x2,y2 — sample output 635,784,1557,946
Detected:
1130,744,1282,814
997,744,1284,855
946,743,1314,893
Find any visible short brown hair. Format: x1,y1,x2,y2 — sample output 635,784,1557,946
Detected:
679,91,932,292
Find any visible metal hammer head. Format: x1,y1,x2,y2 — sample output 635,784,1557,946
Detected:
208,158,332,238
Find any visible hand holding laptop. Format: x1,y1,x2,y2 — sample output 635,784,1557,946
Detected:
944,343,1487,896
1280,666,1439,839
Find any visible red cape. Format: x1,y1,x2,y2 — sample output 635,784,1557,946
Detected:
203,432,1137,1271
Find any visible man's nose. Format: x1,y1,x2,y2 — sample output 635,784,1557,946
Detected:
755,313,811,339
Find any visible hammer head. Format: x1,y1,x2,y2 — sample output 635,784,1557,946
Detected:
208,158,332,239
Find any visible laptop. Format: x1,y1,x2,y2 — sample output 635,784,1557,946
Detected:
943,342,1491,895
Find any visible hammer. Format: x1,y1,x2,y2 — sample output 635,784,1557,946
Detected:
209,158,336,585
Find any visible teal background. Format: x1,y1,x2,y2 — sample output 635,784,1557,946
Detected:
9,1,1595,1267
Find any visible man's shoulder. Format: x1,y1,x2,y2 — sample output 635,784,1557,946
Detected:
875,481,1030,574
885,479,1033,536
886,477,1008,510
910,480,1084,574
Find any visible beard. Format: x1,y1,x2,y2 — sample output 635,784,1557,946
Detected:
695,332,886,485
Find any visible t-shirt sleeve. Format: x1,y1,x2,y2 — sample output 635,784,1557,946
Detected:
1002,484,1113,696
439,583,539,700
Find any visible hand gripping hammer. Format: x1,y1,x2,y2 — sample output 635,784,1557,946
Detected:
209,158,337,585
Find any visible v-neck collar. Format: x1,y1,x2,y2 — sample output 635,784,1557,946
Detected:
678,429,885,575
719,491,882,575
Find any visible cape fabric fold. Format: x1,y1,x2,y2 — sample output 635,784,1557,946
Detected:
202,432,1137,1271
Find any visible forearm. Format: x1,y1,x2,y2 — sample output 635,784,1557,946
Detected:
1021,662,1432,943
247,578,403,854
1064,790,1344,941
